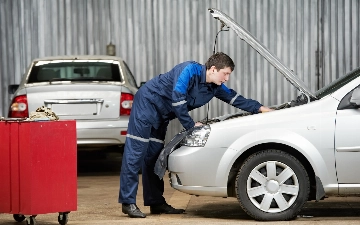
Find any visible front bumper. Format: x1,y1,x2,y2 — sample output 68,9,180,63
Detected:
168,172,227,197
167,146,229,197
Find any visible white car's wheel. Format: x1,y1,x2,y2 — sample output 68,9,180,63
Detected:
235,149,309,221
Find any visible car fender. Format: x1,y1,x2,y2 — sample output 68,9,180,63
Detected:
215,129,333,191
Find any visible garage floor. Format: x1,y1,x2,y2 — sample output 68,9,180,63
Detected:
1,152,360,225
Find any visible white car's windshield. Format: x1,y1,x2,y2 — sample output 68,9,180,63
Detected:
316,67,360,99
28,61,122,83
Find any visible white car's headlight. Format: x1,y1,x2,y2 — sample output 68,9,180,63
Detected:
181,125,211,147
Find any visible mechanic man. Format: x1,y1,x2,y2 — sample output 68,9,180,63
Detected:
119,52,273,218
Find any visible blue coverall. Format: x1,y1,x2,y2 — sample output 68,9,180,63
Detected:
119,61,262,205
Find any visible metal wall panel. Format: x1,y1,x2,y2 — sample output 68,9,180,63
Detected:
0,0,359,143
320,0,360,87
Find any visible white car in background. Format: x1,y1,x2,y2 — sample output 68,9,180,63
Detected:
8,55,139,152
157,8,360,221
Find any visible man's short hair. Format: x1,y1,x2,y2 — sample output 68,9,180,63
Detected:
205,52,235,71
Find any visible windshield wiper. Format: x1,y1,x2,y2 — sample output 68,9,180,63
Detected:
49,78,72,82
49,77,115,82
71,77,114,81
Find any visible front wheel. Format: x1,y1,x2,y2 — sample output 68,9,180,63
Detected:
235,149,310,221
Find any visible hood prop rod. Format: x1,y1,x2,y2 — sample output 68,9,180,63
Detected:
204,23,229,125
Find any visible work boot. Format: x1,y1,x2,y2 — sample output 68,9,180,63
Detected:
122,204,146,218
150,203,185,214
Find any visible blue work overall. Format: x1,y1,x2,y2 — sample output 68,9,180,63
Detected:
118,61,262,205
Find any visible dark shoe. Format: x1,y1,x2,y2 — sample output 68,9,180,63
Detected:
150,203,185,214
122,204,146,218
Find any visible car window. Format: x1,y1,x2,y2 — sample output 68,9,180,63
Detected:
337,85,360,110
123,61,138,88
27,61,123,83
316,67,360,99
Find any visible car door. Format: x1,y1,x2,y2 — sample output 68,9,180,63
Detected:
335,87,360,184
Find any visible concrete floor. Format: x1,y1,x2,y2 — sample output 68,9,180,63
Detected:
1,152,360,225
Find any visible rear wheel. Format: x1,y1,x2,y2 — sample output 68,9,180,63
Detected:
235,149,309,221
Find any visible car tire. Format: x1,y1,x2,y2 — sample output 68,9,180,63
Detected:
235,149,309,221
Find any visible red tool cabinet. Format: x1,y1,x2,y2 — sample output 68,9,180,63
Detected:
0,120,77,225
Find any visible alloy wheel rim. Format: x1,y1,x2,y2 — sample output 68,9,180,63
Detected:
246,161,299,213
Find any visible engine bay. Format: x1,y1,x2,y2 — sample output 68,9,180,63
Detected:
199,93,311,125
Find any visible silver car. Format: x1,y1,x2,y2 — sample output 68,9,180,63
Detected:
162,9,360,221
8,55,138,151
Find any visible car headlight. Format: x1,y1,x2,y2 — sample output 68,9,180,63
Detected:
181,125,211,147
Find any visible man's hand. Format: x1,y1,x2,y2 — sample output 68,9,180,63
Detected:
195,122,203,126
259,106,274,113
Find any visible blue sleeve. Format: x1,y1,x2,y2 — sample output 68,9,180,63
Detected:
171,63,202,130
215,84,262,114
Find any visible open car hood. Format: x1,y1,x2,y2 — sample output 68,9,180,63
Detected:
208,8,317,100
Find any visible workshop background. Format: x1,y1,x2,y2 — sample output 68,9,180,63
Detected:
0,0,359,142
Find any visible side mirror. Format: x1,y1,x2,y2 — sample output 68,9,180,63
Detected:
350,88,360,106
8,84,19,94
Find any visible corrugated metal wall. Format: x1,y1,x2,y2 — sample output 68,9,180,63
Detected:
320,0,360,87
0,0,359,143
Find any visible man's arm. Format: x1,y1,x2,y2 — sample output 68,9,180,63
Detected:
172,63,203,130
215,84,263,114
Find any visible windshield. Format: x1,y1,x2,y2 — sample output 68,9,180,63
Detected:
316,67,360,99
27,61,123,83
